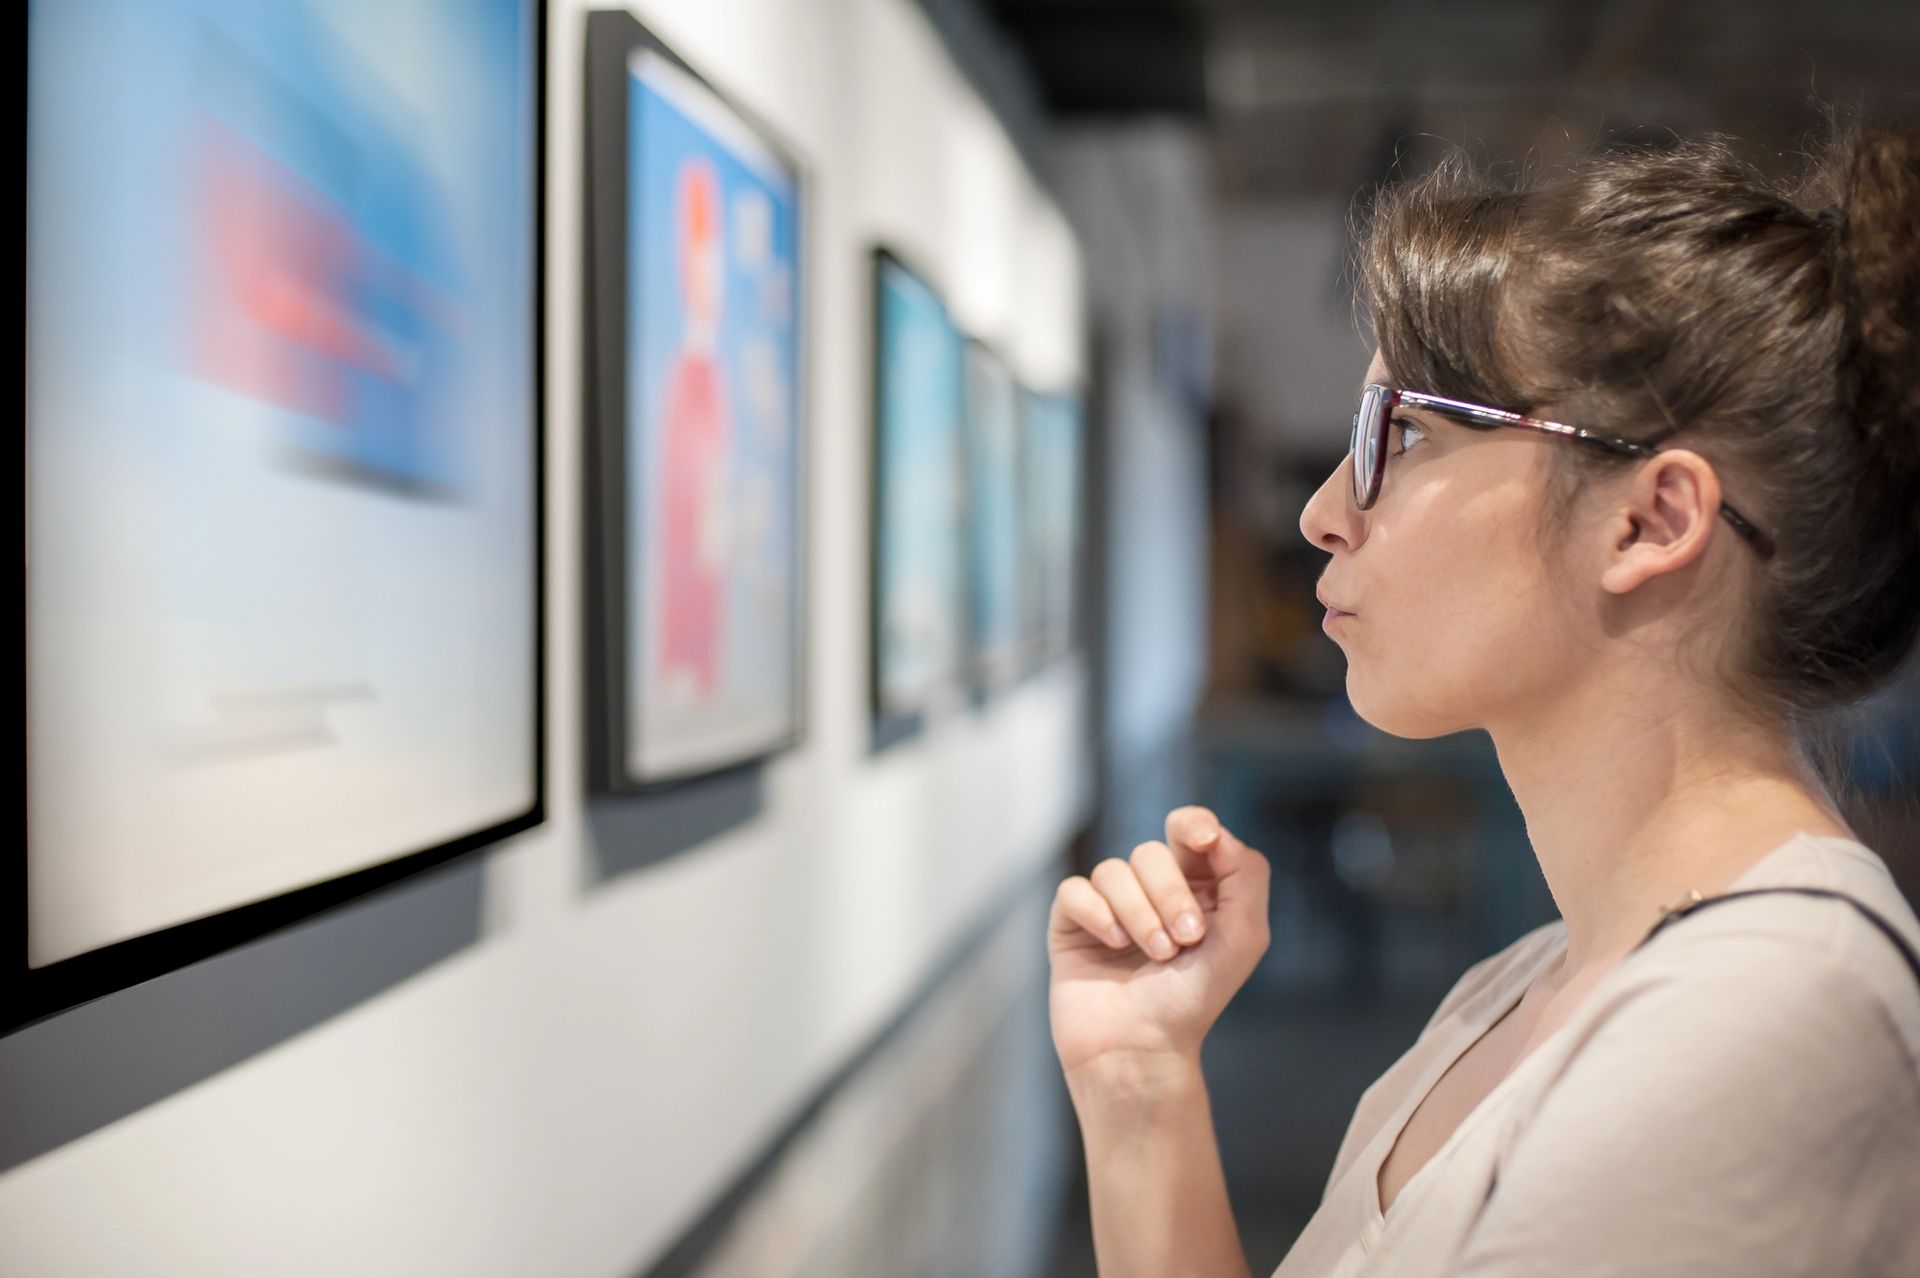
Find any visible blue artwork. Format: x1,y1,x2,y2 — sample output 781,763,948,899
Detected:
26,0,540,966
1023,389,1085,662
874,253,966,719
626,48,802,780
965,343,1024,689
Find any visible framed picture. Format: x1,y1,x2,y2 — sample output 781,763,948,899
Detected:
15,0,547,1033
1021,388,1087,665
584,10,807,792
869,247,966,741
962,341,1027,693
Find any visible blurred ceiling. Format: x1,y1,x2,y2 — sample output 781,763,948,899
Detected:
986,1,1210,115
989,0,1920,199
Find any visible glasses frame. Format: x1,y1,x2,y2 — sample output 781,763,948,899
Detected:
1350,383,1776,559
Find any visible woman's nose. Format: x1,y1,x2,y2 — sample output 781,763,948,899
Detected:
1299,455,1364,554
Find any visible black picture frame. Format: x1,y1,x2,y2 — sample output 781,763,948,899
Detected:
10,0,550,1037
583,9,811,794
1058,383,1093,664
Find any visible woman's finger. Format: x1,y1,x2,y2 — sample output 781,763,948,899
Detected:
1090,857,1180,961
1051,875,1130,948
1129,840,1207,946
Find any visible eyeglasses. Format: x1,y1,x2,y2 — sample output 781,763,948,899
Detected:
1350,383,1776,559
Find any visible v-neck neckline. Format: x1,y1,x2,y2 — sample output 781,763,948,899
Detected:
1365,926,1569,1231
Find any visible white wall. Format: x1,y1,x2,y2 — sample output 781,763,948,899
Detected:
0,3,1089,1275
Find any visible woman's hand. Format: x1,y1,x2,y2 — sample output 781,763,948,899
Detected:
1048,806,1271,1081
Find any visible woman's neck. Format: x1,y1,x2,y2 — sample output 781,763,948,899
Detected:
1488,677,1854,979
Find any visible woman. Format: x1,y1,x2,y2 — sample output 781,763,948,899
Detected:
1048,121,1920,1277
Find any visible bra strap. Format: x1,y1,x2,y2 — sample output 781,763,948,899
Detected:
1634,886,1920,991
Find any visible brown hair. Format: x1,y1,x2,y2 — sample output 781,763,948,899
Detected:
1353,120,1920,723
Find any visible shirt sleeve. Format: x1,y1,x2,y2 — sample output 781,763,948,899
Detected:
1446,935,1920,1278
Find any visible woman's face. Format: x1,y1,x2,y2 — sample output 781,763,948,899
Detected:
1298,348,1594,739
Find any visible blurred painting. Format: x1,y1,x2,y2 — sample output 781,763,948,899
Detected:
1023,389,1085,664
964,342,1025,690
598,33,803,786
872,250,966,727
23,0,542,982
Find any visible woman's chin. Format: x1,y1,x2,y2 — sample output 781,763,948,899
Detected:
1345,676,1464,742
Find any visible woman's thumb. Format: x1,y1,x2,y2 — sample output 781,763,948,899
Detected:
1198,822,1269,928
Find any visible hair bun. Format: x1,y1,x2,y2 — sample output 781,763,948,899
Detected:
1831,125,1920,503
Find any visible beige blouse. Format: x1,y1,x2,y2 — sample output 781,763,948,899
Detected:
1270,831,1920,1277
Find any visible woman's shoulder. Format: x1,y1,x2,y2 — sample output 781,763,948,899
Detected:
1459,843,1920,1276
1493,839,1920,1188
1627,830,1920,1068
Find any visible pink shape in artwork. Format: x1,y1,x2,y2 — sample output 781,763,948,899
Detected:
192,117,410,422
656,158,731,700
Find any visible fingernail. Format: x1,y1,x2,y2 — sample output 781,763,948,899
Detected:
1193,824,1218,847
1148,930,1175,960
1108,924,1129,947
1174,912,1202,942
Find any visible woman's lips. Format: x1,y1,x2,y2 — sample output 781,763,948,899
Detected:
1322,607,1353,629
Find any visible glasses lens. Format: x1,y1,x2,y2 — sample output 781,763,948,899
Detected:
1349,408,1365,504
1352,385,1386,508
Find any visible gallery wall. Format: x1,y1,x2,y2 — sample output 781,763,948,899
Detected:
2,1,1094,1274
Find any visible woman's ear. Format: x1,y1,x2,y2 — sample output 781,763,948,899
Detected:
1598,450,1722,596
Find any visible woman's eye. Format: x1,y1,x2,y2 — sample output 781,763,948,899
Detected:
1392,418,1426,455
